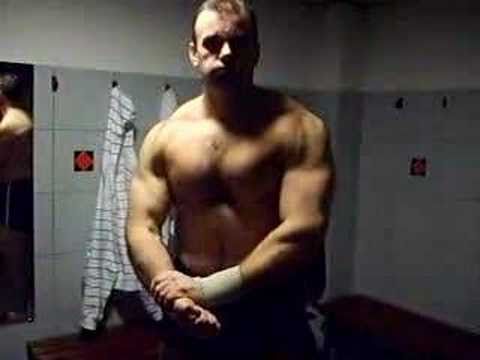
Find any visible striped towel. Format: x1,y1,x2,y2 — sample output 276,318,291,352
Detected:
80,86,141,330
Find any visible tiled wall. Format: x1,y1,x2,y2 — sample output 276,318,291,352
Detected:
35,67,106,337
354,91,480,332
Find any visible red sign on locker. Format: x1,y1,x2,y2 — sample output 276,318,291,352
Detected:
74,151,94,172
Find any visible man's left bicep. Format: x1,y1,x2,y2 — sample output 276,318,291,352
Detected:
280,114,334,223
279,163,332,224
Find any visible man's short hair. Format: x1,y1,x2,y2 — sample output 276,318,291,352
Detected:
0,73,23,105
191,0,258,45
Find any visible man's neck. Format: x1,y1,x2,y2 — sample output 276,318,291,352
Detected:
203,83,257,126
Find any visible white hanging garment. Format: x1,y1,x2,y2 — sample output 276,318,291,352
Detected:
159,85,179,120
81,86,141,330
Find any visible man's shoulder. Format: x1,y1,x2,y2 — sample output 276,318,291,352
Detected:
0,107,33,136
147,96,203,139
169,95,203,123
273,97,330,167
271,92,327,141
257,87,324,125
285,96,324,125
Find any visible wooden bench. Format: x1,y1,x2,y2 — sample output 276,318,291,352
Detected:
317,295,480,360
27,323,164,360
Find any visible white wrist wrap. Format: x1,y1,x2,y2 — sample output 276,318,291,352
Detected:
197,265,244,306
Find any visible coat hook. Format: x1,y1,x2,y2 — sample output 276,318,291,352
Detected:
442,96,448,109
395,97,404,110
112,73,118,88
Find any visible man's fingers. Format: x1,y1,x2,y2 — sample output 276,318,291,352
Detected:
204,311,221,329
172,298,201,320
150,276,168,297
192,308,221,330
193,311,210,325
169,298,221,338
162,284,189,310
152,279,183,309
149,272,171,292
159,284,174,307
193,311,221,337
151,281,170,306
149,271,204,309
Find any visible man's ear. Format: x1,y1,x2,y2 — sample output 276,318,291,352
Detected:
188,41,200,68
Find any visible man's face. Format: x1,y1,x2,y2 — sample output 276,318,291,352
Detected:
189,10,259,89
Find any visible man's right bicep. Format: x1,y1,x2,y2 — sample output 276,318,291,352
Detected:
126,164,175,283
128,123,171,228
128,169,171,231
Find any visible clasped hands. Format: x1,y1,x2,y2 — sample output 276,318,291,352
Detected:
150,270,220,337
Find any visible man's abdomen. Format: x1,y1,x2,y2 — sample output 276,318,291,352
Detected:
175,202,277,276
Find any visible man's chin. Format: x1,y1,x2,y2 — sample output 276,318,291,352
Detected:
207,74,242,89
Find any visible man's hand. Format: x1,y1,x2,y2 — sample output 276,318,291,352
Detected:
168,297,221,338
151,270,205,309
150,271,224,337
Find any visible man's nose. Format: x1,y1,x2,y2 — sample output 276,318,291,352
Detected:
219,41,233,61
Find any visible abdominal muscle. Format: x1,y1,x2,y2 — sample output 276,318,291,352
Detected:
175,201,277,277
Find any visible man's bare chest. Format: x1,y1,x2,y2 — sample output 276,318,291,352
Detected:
165,130,285,204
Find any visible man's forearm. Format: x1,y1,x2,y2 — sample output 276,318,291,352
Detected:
127,225,174,288
240,217,324,288
198,217,325,306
